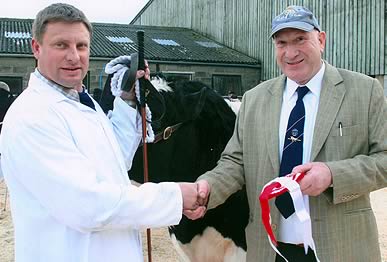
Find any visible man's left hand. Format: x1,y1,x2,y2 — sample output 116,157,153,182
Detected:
120,61,150,102
292,162,333,196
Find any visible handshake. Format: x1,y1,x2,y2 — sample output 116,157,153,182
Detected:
178,180,210,220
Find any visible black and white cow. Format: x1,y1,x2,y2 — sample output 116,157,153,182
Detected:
100,76,249,262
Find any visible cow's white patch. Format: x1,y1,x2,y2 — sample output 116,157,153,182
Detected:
170,227,246,262
151,77,173,93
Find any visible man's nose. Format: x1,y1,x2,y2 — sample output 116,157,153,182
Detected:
65,46,80,61
284,44,299,58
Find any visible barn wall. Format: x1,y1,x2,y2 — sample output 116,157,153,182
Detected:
149,63,260,93
89,60,109,92
89,60,259,95
133,0,386,84
0,56,108,96
0,56,35,94
0,56,258,98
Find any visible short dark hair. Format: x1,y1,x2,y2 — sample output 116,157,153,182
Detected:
32,3,92,43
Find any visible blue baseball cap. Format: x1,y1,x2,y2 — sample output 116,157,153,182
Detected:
271,6,321,37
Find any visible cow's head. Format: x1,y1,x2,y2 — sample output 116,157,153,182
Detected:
128,77,236,184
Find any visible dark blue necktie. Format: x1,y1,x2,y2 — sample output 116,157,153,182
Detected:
78,90,96,111
275,86,309,218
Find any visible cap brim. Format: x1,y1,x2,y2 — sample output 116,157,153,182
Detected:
270,22,314,37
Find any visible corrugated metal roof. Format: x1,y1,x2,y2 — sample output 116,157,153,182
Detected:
0,18,259,65
1,18,33,54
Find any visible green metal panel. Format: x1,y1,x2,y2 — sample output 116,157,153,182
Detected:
132,0,386,81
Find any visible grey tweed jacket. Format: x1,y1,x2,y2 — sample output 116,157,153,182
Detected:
199,62,387,262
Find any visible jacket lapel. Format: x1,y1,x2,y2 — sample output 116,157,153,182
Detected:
265,75,286,173
311,63,346,160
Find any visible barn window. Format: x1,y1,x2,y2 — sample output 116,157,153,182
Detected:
212,75,242,96
0,76,23,96
195,41,222,48
161,72,192,82
152,39,180,46
105,36,133,43
4,31,31,39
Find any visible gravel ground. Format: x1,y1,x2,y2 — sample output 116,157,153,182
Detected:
0,181,386,261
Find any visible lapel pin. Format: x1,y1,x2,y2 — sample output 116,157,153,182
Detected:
288,136,301,142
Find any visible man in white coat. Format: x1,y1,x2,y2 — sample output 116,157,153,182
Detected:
0,3,206,262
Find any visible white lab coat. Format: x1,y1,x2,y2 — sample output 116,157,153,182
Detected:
0,73,182,262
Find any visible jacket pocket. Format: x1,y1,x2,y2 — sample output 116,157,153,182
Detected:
331,123,360,137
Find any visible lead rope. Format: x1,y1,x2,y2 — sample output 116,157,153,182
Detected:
104,56,155,143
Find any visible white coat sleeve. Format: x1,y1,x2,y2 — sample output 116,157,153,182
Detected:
1,106,182,233
108,97,142,171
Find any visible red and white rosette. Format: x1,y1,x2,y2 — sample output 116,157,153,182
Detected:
259,173,320,262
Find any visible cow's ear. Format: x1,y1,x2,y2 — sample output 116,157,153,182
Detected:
180,86,208,121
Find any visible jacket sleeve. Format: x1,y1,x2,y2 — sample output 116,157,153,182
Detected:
198,94,246,209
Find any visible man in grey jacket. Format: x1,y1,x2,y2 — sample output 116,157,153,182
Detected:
194,5,386,262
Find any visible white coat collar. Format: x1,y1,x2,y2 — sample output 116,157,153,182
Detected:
28,73,96,113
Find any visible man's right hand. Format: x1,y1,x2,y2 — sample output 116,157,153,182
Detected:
181,180,210,220
196,180,210,206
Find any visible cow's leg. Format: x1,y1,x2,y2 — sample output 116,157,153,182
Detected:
170,234,191,262
170,227,246,262
224,243,246,262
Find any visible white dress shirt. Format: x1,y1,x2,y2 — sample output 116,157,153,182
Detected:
0,73,183,262
278,62,325,244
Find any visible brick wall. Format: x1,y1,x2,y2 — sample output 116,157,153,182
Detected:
0,56,261,96
0,56,36,91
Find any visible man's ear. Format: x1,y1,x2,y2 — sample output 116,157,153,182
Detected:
318,31,326,53
31,38,40,60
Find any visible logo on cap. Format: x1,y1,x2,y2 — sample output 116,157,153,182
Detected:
278,6,303,21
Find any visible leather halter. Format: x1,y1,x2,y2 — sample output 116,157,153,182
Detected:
149,86,208,144
152,122,184,143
